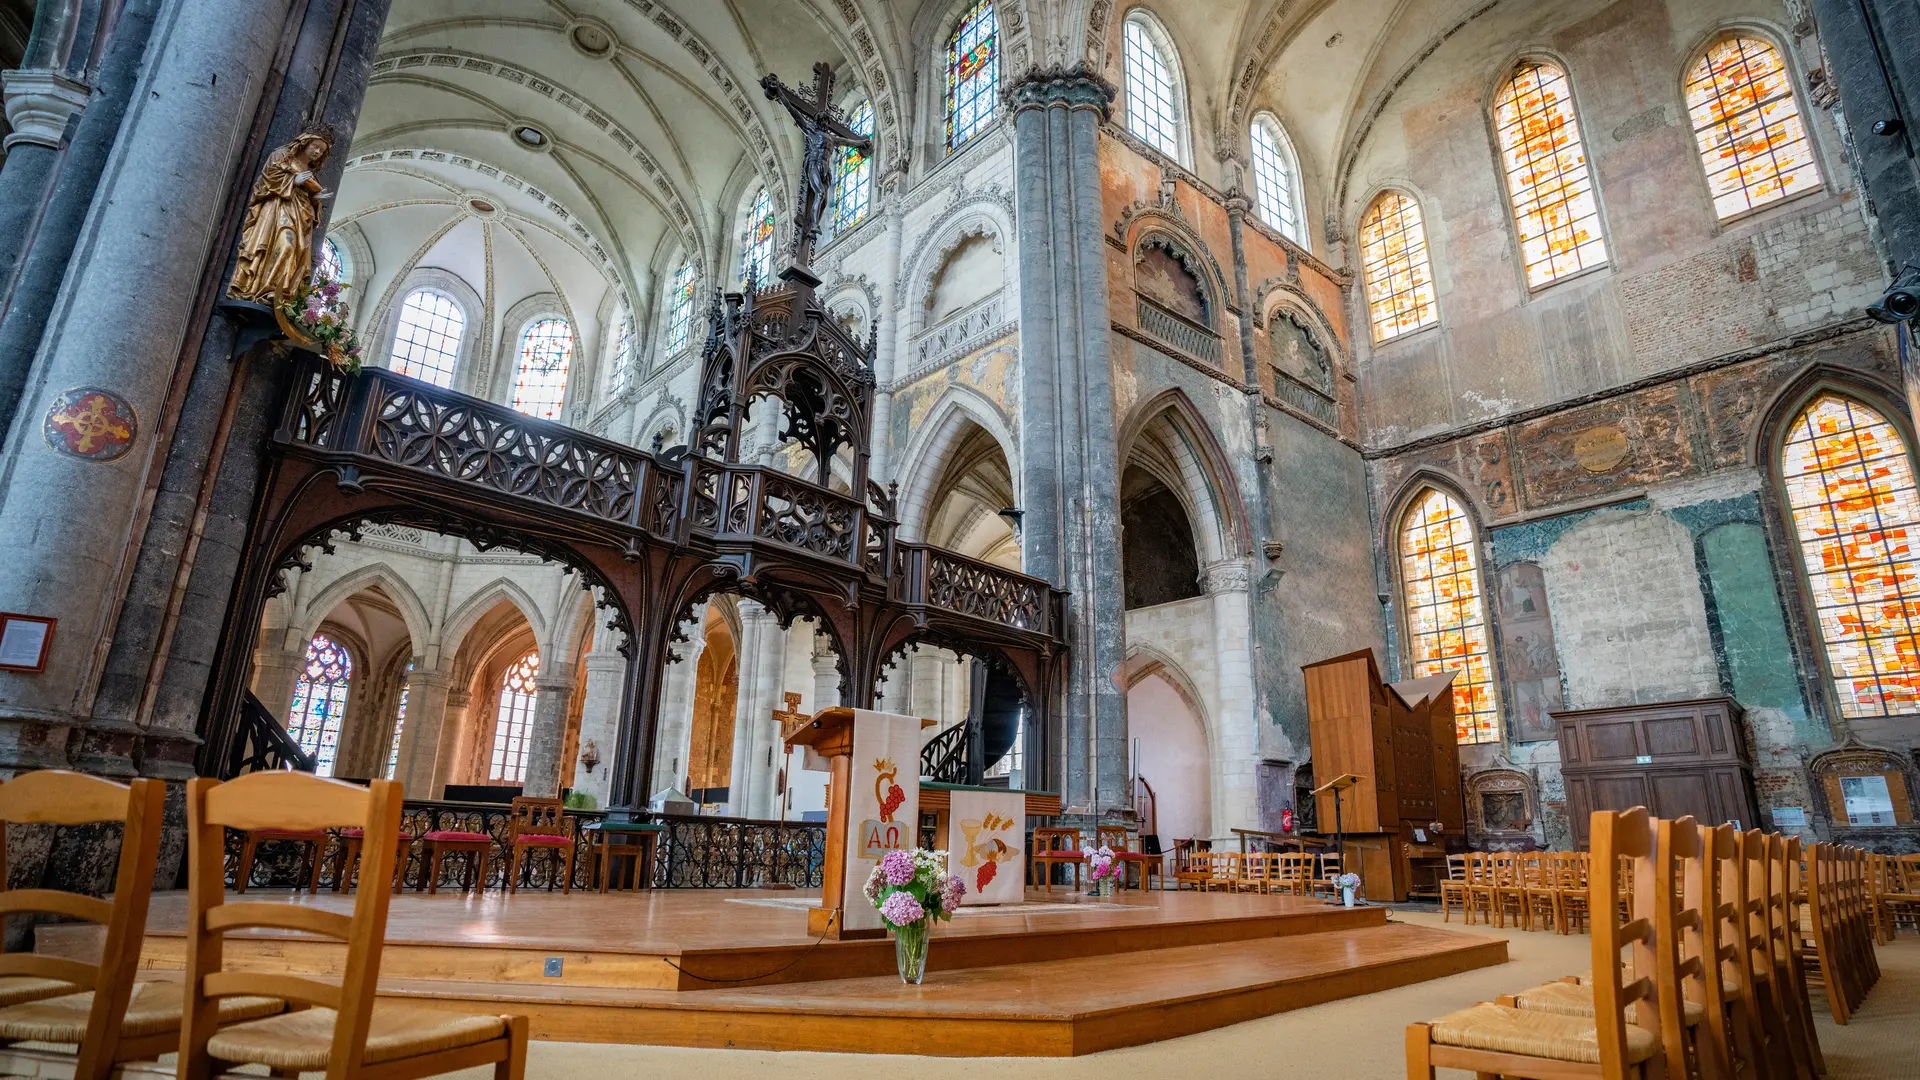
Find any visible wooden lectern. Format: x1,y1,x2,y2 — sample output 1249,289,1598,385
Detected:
782,706,866,938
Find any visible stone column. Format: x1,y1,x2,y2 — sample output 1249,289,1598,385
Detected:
577,624,633,809
1009,67,1128,812
868,186,905,485
429,689,472,799
725,601,771,816
248,640,306,724
522,663,576,798
810,640,841,710
0,69,90,290
0,0,294,761
649,614,706,800
395,667,452,800
1205,559,1257,839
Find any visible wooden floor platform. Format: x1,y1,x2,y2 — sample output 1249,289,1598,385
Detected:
89,889,1508,1055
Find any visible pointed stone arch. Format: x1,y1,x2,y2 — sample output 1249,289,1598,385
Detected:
892,386,1021,546
293,563,435,656
1118,388,1252,564
441,577,548,668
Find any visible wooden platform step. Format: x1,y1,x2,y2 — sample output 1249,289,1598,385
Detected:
368,922,1508,1056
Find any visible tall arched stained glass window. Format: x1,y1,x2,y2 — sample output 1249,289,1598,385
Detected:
317,238,345,284
390,289,463,387
945,0,998,150
491,652,540,783
608,311,635,395
1250,114,1305,246
1359,191,1438,342
831,100,875,235
1494,61,1607,288
1780,394,1920,717
1685,35,1821,219
288,634,352,776
510,317,572,420
740,187,775,286
1399,489,1501,744
665,260,697,356
1123,12,1184,161
385,661,412,780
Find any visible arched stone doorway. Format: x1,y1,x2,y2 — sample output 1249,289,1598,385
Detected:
1125,668,1211,846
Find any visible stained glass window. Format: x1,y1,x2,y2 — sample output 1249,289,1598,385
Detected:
1399,489,1500,744
1124,13,1183,160
287,634,352,776
831,100,875,235
491,652,540,783
1494,61,1607,288
511,317,572,420
317,238,344,284
1780,394,1920,718
1685,35,1821,219
390,289,463,387
385,662,412,780
1360,191,1438,342
666,260,697,356
1250,114,1305,246
740,187,775,286
945,0,998,150
608,311,635,395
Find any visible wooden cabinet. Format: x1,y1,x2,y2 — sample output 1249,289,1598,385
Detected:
1554,697,1760,848
1302,649,1466,901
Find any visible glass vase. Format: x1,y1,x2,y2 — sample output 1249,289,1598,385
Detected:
1342,886,1357,908
1094,875,1115,898
894,918,931,985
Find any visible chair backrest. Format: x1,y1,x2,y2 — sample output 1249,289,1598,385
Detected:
1444,853,1466,881
1589,807,1663,1079
1489,851,1518,886
1658,817,1728,1080
1034,827,1077,854
1693,823,1739,1079
1726,830,1777,1038
1277,851,1310,880
1897,853,1920,892
510,796,570,840
1095,825,1129,852
1465,850,1490,884
0,771,162,1076
181,773,405,1078
1319,852,1342,878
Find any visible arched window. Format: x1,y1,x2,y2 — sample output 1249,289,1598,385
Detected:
287,633,352,776
385,661,412,781
740,187,776,286
1123,12,1185,161
317,238,345,284
1250,114,1305,246
607,311,635,395
390,289,463,387
1359,191,1438,342
490,652,540,783
1780,393,1920,717
1494,60,1607,288
831,100,875,234
665,260,698,356
510,317,573,420
945,0,998,150
1398,489,1501,744
1685,35,1821,219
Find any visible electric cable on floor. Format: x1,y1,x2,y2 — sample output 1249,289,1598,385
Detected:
661,909,843,985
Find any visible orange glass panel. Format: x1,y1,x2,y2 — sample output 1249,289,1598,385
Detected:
1360,191,1438,342
1399,489,1501,743
1494,61,1607,288
1781,394,1920,717
1685,36,1819,219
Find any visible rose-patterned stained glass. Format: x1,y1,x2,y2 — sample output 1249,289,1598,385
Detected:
1399,489,1501,743
945,0,998,150
287,634,352,776
1685,36,1821,219
491,652,540,783
740,187,775,286
1780,394,1920,718
1494,61,1607,288
830,101,875,235
1360,191,1439,342
666,260,697,356
385,662,411,780
511,317,572,420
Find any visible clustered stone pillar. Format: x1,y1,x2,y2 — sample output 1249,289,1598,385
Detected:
810,639,841,712
1008,67,1129,814
648,614,706,802
574,623,632,809
726,601,778,817
521,660,576,798
248,640,308,726
1205,559,1258,837
396,667,453,800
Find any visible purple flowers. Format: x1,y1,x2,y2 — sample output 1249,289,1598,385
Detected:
942,875,966,911
881,849,916,886
879,891,926,927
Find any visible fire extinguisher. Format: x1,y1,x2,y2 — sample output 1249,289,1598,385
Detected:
1281,808,1295,833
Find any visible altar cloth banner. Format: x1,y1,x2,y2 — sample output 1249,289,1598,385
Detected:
840,709,922,934
948,789,1026,905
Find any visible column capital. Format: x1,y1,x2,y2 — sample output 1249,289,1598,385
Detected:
2,70,91,150
1005,64,1115,119
1202,558,1253,595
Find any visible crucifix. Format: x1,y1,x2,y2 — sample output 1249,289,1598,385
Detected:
761,62,873,274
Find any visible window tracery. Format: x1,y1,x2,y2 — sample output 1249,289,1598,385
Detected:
288,633,352,776
390,289,463,387
1399,489,1501,744
1250,115,1305,246
831,100,875,234
740,187,776,285
1493,60,1607,288
1685,35,1821,218
491,652,540,783
511,317,572,421
945,0,998,150
1123,13,1184,161
1359,191,1438,342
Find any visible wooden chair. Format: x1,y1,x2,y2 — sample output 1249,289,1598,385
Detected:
419,824,495,894
1310,851,1344,899
1463,851,1497,925
1273,851,1312,896
179,772,529,1080
1521,851,1559,932
1799,842,1877,1026
331,826,413,893
1173,848,1214,891
233,826,326,894
1408,807,1667,1079
1759,834,1822,1080
1557,851,1593,935
1715,829,1777,1080
1096,824,1159,891
1488,851,1529,929
1030,827,1084,890
1883,852,1920,936
1439,853,1469,922
505,797,576,894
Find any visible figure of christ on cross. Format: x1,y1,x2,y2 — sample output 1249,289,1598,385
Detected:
761,62,874,271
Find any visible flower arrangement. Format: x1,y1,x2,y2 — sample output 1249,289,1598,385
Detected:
277,270,363,373
1087,845,1120,881
864,849,964,984
1335,872,1362,891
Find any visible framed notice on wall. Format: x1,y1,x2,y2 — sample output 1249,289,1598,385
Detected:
0,614,54,673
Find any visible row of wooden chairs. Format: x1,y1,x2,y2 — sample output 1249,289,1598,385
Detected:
1865,851,1920,940
1411,812,1873,1080
1799,842,1882,1025
1030,826,1164,891
1172,850,1350,898
0,770,527,1080
1440,850,1595,934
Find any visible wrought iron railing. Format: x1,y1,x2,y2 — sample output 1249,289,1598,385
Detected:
921,721,968,784
226,799,825,892
222,692,314,779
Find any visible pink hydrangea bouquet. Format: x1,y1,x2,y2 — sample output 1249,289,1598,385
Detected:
277,270,364,373
1087,845,1119,881
863,848,964,984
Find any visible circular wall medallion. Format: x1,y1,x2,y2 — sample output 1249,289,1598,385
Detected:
1572,425,1630,473
43,387,137,462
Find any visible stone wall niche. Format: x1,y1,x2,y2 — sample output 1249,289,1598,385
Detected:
1465,767,1540,850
